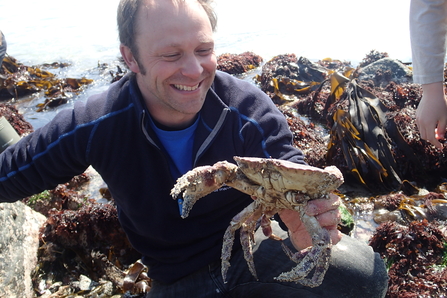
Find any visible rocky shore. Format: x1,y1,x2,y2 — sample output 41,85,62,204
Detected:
1,50,447,297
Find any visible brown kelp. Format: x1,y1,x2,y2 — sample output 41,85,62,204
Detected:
326,73,422,192
23,173,91,216
0,55,93,111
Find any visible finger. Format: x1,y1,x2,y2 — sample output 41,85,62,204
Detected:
433,127,445,149
426,134,442,149
436,122,447,141
416,119,431,141
278,208,301,228
328,229,342,246
315,208,341,228
306,194,340,217
417,121,442,149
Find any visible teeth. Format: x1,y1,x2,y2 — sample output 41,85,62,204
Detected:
174,84,199,91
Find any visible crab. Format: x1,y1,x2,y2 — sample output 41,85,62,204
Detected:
170,156,344,288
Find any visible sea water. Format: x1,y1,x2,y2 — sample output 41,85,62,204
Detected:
0,0,412,128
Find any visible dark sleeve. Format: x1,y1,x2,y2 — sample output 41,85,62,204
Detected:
230,76,305,165
0,103,93,202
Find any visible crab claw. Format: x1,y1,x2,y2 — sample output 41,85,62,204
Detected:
171,161,238,218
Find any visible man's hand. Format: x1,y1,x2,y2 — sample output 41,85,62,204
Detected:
416,82,447,149
278,193,342,250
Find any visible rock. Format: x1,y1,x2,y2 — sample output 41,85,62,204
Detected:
357,57,413,87
258,54,329,104
0,103,34,136
217,51,263,75
78,274,96,291
0,201,46,298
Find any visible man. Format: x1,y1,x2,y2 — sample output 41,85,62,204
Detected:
0,0,388,296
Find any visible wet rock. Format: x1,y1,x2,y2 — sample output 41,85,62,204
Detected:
217,52,263,75
258,54,328,104
0,55,93,108
0,201,46,298
358,50,389,68
76,275,98,291
356,57,413,87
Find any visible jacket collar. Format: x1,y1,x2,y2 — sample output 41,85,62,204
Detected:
124,72,231,165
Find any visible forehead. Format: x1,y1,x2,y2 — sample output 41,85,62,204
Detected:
137,0,207,27
135,0,213,45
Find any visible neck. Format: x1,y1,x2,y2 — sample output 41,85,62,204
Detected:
152,114,198,131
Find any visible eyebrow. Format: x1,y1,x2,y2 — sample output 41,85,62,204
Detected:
166,39,214,47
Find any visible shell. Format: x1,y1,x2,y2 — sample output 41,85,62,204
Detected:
234,156,344,198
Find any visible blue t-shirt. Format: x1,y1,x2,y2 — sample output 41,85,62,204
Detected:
150,116,199,179
150,116,199,215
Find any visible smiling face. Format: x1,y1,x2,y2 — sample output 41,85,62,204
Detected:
120,0,217,129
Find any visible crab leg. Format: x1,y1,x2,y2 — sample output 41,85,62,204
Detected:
239,212,259,279
274,207,332,287
260,211,283,241
275,243,320,282
296,243,331,287
221,201,263,283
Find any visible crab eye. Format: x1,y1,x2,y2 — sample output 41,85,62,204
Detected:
286,191,307,205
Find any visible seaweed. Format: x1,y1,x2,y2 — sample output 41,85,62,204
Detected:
257,54,329,104
370,220,447,297
217,52,263,75
0,55,93,111
327,73,422,192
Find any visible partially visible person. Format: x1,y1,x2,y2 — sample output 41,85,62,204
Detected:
0,30,6,65
410,0,447,149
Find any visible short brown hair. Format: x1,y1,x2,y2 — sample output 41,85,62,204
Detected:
117,0,217,57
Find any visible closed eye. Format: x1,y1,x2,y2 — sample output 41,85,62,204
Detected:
162,53,181,61
196,48,213,56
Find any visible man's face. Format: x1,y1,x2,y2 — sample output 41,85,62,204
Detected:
122,0,217,128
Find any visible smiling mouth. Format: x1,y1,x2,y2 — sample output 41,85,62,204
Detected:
173,83,200,91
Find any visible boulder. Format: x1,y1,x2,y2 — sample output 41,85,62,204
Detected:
357,57,413,87
0,201,46,298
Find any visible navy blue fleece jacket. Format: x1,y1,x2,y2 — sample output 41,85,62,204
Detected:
0,71,305,283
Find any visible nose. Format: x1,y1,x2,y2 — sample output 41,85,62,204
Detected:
181,54,203,78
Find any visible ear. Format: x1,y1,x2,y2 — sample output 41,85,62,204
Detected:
120,44,141,73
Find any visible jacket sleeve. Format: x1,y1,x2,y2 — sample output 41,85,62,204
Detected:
410,0,447,84
223,73,306,165
0,103,94,202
